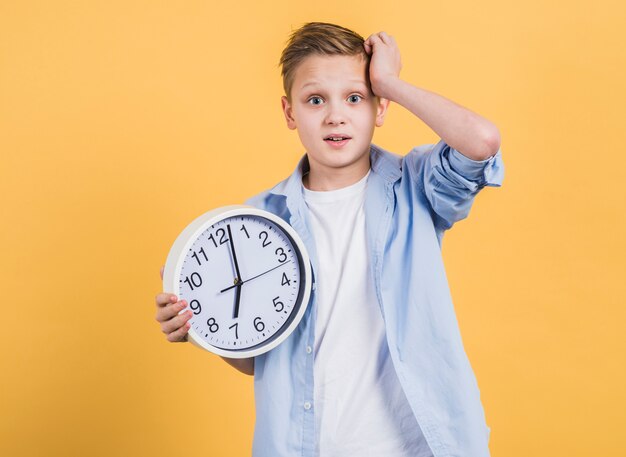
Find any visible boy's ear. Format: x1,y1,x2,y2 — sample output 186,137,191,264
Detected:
375,97,391,127
281,96,297,130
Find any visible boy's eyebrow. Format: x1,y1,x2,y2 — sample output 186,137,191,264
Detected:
300,79,369,91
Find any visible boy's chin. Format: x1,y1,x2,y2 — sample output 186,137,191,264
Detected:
309,151,369,170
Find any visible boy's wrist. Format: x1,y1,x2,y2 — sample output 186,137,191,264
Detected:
372,76,404,102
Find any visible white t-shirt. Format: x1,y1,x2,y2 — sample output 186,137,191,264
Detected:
303,170,433,457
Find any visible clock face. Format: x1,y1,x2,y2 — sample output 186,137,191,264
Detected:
175,212,308,356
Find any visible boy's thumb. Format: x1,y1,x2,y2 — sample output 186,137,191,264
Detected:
159,266,164,280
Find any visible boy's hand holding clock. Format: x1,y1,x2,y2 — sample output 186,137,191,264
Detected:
155,266,190,343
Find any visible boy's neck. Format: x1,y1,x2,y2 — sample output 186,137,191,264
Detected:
303,161,371,192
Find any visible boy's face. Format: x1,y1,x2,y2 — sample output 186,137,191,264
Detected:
281,54,389,184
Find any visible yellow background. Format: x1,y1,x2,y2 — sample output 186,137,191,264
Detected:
1,0,625,455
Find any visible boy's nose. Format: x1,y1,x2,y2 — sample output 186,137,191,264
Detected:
325,111,347,125
324,101,347,125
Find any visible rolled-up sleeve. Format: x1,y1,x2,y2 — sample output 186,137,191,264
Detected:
411,140,505,230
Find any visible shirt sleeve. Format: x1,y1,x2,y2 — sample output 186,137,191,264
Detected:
410,139,504,231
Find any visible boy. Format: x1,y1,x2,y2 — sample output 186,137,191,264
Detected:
155,22,504,457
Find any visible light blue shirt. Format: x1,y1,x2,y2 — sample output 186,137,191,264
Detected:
245,140,505,457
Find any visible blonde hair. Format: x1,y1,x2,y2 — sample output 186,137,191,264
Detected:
279,22,368,101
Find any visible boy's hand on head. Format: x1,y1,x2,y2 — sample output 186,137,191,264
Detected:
363,31,402,99
155,266,191,342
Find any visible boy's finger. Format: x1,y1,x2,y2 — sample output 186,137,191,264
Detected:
368,34,381,45
155,292,177,307
166,320,191,343
161,310,192,334
159,266,164,280
156,301,187,322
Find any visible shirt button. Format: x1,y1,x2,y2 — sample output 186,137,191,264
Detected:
306,346,312,354
304,401,312,410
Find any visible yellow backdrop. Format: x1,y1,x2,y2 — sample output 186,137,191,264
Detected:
1,0,624,455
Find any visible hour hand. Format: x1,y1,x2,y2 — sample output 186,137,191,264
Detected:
233,281,242,319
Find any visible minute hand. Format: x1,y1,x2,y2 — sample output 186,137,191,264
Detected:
226,224,242,281
220,260,292,293
226,224,243,319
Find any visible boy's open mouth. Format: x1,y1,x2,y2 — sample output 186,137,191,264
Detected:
324,134,352,146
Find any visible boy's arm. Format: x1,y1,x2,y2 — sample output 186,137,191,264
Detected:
364,32,501,161
365,32,504,231
220,356,254,376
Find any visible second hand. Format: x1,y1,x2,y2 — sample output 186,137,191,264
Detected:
220,260,292,293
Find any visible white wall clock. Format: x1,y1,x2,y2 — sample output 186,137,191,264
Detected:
163,205,312,358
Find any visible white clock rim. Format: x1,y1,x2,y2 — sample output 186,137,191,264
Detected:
163,204,313,359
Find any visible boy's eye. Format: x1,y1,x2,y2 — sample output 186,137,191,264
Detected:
348,94,362,104
308,96,324,105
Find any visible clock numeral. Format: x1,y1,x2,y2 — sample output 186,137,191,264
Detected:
240,224,250,239
189,299,202,315
208,228,228,248
254,317,265,332
281,272,291,286
273,296,284,312
183,272,203,290
191,247,208,266
229,322,239,339
275,247,287,263
207,317,219,333
259,231,271,248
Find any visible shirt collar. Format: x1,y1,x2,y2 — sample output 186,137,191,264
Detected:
269,143,402,199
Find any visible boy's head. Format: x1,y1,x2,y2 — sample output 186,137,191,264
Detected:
278,22,389,188
279,22,370,104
